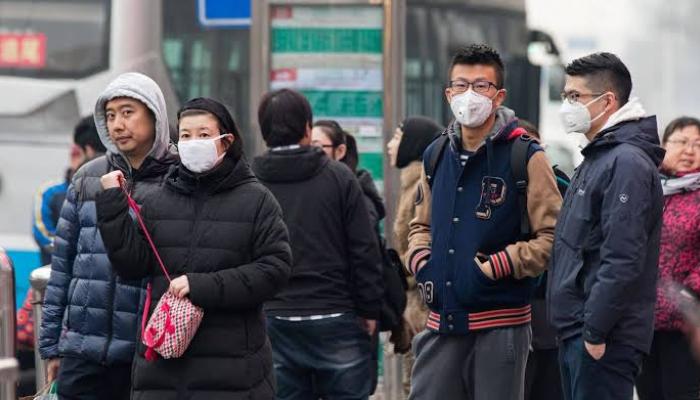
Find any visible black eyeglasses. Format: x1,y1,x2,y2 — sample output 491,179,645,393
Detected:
448,79,498,94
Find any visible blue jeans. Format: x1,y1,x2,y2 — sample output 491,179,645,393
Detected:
267,314,372,400
559,335,642,400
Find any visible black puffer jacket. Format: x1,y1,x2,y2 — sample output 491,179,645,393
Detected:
96,155,292,400
252,146,383,319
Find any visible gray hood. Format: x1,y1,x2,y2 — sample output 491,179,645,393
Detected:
93,72,170,162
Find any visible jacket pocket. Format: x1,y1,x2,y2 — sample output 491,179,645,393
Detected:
560,185,593,249
415,258,441,309
453,258,498,307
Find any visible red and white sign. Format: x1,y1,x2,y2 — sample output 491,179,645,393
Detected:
0,33,47,68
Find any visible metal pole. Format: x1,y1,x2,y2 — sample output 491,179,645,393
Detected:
0,248,17,400
30,266,51,392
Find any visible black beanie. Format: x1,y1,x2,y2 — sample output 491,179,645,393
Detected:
177,97,243,159
396,116,444,168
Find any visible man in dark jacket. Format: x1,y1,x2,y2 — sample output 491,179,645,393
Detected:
39,72,178,400
548,52,665,400
252,88,384,400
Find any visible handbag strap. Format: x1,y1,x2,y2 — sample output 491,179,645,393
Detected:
123,187,171,282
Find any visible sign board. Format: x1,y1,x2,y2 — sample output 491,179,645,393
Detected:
198,0,252,28
0,33,46,68
269,4,385,182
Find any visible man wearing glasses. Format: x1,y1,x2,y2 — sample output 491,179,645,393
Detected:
405,44,562,399
548,52,665,400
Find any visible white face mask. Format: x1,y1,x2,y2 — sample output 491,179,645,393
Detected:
559,94,608,134
450,90,496,128
178,134,231,173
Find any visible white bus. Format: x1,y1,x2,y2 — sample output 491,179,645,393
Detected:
0,0,177,300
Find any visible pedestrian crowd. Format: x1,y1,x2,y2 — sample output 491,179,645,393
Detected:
28,43,700,400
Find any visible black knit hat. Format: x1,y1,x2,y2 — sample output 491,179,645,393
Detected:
177,97,243,159
396,116,443,168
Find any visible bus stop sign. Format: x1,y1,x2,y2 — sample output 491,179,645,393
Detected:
198,0,251,28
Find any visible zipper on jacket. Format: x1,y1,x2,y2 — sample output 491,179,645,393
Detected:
183,179,205,273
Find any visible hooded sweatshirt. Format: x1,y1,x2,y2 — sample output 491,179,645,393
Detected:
39,72,177,364
548,100,665,353
252,146,384,319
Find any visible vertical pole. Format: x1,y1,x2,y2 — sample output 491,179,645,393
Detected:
30,266,52,392
0,248,17,400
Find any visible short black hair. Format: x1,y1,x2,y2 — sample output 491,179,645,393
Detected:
565,52,632,106
258,89,313,147
448,44,505,88
74,115,106,154
313,120,346,147
662,116,700,144
341,133,359,172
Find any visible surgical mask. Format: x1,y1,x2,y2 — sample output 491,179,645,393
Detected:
178,134,231,173
450,90,496,128
559,94,607,134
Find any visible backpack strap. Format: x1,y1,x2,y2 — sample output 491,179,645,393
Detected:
425,133,450,189
511,134,535,239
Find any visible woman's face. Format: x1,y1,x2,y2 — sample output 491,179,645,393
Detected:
386,128,403,167
311,127,345,160
178,113,232,156
662,125,700,175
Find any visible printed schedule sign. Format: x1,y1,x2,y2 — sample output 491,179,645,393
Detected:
270,4,385,183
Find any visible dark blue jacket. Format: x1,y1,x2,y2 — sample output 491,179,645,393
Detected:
406,108,562,334
547,115,664,353
39,153,177,364
39,72,178,364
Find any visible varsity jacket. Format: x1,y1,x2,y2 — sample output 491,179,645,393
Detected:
406,107,562,334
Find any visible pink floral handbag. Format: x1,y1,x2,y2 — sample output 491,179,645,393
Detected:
125,190,204,361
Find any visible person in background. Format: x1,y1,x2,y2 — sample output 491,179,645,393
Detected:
548,52,665,400
635,116,700,400
39,73,178,400
252,89,383,400
386,116,443,397
312,120,347,161
97,97,291,399
517,120,565,400
32,116,106,265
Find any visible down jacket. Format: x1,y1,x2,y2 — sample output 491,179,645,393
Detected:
96,154,292,400
39,72,178,364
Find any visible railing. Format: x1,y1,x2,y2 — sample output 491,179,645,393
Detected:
0,248,17,400
30,266,51,392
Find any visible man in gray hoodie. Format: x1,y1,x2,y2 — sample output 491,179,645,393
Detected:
39,72,177,400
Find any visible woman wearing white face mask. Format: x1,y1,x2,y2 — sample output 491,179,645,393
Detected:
94,97,292,399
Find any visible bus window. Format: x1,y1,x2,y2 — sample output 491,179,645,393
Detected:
0,0,110,79
405,1,533,125
162,4,250,153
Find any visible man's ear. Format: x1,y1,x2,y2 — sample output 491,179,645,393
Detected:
493,89,507,108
